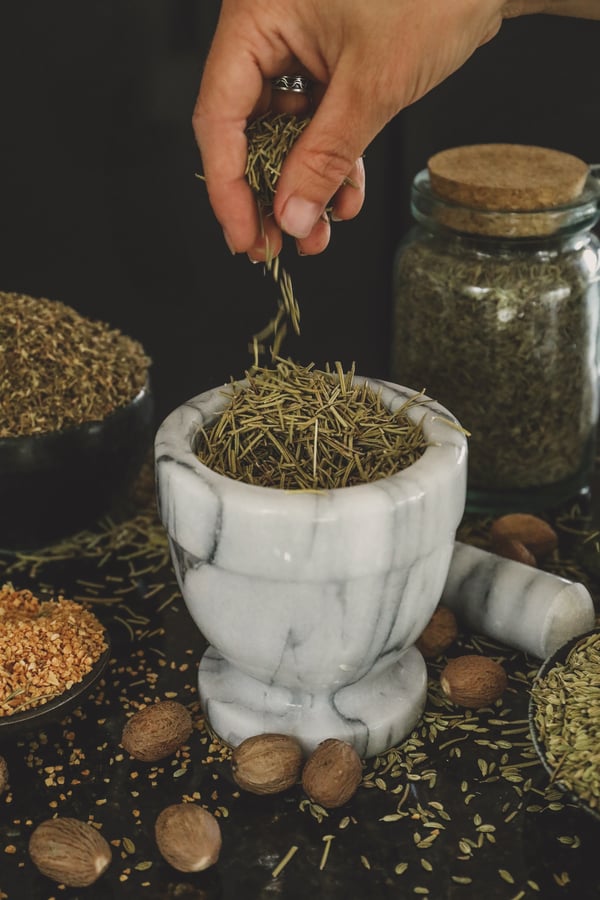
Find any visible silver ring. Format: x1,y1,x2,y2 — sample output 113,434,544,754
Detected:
271,75,312,94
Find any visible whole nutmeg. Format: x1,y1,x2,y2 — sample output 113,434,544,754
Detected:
440,655,507,709
302,738,363,809
490,513,558,563
28,817,112,887
231,733,303,795
121,699,193,762
155,803,222,873
492,536,537,568
415,605,458,658
0,756,8,795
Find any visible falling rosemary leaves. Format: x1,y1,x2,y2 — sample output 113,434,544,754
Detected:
0,292,151,438
244,113,310,364
531,630,600,810
194,359,429,491
199,113,429,490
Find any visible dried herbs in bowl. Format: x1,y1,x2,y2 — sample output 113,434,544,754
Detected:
529,627,600,821
0,292,154,548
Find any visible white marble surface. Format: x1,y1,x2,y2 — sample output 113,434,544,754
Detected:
198,644,428,759
443,541,595,660
155,377,468,757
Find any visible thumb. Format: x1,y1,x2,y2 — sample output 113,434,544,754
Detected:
272,73,388,239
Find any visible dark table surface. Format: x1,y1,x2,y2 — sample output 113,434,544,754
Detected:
1,467,599,900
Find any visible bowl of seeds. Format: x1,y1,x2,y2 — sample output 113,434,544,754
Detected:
0,291,154,548
0,583,110,738
529,626,600,820
155,359,468,759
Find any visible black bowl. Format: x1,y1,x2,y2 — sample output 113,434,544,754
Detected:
0,635,111,741
528,627,600,822
0,381,154,549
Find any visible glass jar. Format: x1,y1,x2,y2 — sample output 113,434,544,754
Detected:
391,167,600,514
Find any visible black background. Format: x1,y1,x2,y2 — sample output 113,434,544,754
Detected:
1,3,599,424
2,9,600,896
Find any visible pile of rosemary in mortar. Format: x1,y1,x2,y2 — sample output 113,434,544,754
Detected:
195,359,429,490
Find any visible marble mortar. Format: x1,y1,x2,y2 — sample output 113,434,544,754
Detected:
154,378,468,758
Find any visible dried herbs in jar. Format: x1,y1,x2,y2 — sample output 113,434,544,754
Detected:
391,144,600,513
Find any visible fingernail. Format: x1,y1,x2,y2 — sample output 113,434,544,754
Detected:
281,197,322,239
247,253,261,264
223,229,236,255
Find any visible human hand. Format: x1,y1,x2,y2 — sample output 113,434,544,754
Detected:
193,0,506,260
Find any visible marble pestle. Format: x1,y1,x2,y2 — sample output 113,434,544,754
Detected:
442,541,596,660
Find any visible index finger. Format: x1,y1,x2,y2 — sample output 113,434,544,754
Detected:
192,43,264,251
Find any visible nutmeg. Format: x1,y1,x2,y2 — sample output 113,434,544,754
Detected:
0,755,8,795
301,738,363,809
28,817,112,887
492,536,537,568
490,513,558,563
155,803,221,873
415,605,459,658
440,655,508,709
121,699,193,762
231,733,303,795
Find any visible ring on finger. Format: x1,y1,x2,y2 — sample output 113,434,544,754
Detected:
271,75,312,94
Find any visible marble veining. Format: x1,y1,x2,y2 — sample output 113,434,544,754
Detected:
443,541,595,660
155,377,468,757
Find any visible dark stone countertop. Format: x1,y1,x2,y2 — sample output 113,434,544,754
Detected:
1,472,599,900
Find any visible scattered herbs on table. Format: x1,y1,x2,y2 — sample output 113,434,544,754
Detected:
1,469,599,893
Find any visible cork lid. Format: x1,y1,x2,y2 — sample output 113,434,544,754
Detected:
428,144,588,211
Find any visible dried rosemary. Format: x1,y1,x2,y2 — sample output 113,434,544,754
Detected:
195,358,429,490
531,630,600,810
248,237,301,365
245,113,310,210
195,113,309,363
244,113,310,364
0,292,151,438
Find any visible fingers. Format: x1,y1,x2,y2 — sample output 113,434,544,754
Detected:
247,210,283,263
193,93,263,255
270,83,314,118
296,213,331,256
292,157,364,256
331,157,366,223
193,22,373,257
192,11,291,255
273,73,379,242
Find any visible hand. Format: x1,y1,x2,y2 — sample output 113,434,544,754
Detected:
192,0,507,260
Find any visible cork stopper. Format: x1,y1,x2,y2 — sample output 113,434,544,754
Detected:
428,144,588,210
425,144,589,237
